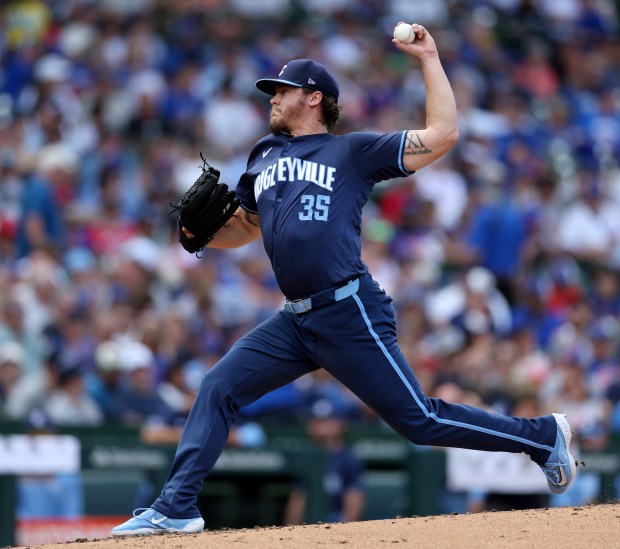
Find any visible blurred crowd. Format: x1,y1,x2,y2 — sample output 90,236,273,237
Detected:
1,0,620,507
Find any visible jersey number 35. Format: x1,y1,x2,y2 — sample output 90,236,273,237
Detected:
299,194,330,221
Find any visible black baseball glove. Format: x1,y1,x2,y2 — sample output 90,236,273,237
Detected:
170,153,240,254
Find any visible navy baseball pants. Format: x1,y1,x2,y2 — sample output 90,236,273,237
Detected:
153,274,557,518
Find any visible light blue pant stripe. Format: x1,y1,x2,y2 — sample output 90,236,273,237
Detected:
352,294,554,453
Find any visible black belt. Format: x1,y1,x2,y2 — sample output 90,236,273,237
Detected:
284,278,360,314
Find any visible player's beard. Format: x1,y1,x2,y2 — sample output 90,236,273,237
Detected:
269,94,306,135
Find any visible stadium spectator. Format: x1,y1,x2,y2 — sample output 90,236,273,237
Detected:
43,363,104,427
284,397,365,525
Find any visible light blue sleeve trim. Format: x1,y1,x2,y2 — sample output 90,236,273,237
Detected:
398,130,414,176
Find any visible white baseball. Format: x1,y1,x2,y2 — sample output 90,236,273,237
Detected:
393,23,415,44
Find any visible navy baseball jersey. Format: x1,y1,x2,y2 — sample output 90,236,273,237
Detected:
235,131,411,299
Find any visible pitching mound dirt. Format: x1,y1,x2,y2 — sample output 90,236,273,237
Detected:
17,503,620,549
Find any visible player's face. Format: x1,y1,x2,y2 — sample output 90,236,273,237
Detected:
269,85,308,134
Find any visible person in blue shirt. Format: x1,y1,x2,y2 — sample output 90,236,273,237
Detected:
16,172,64,258
284,398,365,525
113,23,576,536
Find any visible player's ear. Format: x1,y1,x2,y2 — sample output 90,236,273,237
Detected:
308,90,323,106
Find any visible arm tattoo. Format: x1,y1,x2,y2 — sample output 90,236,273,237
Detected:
404,132,433,156
407,133,426,148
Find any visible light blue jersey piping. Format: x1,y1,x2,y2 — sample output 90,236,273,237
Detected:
351,294,554,453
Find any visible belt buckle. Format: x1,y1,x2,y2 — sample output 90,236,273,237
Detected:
289,298,310,313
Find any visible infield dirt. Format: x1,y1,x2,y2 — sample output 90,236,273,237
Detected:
14,502,620,549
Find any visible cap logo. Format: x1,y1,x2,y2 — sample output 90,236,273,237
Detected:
279,65,287,76
308,77,316,85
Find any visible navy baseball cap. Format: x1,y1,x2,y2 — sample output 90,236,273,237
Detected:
256,59,339,101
